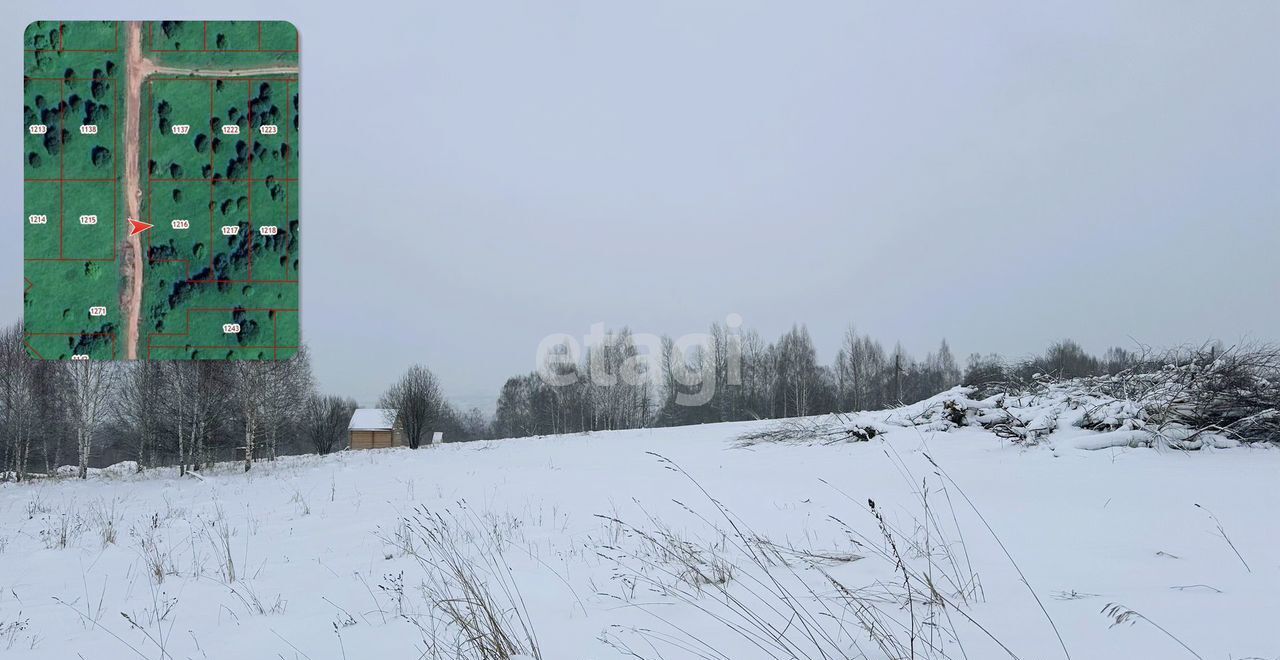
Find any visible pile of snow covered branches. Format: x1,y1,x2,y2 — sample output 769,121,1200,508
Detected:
742,344,1280,450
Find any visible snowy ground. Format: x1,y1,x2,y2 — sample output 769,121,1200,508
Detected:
1,418,1277,659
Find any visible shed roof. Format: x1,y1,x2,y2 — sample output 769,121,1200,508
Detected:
349,409,397,431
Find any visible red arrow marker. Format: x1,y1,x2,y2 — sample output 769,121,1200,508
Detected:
128,218,154,237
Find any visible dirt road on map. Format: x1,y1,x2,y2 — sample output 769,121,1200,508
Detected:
151,66,300,77
119,22,151,360
118,22,299,359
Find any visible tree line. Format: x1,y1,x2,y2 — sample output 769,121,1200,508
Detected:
489,321,1142,438
0,322,486,480
0,318,1143,480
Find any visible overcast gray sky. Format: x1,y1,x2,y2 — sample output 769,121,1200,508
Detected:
6,2,1278,409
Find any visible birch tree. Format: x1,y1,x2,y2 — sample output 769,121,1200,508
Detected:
228,360,275,471
31,360,71,473
163,361,193,474
0,323,37,481
190,361,228,470
775,325,820,417
66,359,116,479
117,360,164,471
153,361,221,474
262,347,313,460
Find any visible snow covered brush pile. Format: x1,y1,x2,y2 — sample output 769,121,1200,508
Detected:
742,344,1280,451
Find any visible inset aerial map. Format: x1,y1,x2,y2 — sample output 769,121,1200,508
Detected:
23,21,299,360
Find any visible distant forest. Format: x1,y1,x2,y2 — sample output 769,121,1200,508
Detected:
489,323,1144,438
0,319,1148,479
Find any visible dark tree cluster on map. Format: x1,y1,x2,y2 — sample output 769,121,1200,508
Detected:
23,69,116,172
229,308,262,345
157,21,191,47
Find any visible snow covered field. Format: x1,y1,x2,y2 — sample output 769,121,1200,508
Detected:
1,416,1277,659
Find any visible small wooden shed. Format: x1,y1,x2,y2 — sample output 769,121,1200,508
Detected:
348,409,404,450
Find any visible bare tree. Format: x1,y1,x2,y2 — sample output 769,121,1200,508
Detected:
155,361,223,475
740,329,770,418
0,323,38,481
65,359,116,479
775,325,820,417
301,393,356,455
493,375,535,439
936,339,961,389
117,360,163,471
227,360,274,471
455,407,491,440
161,361,194,475
834,325,864,412
262,347,314,461
190,361,228,470
31,361,71,473
380,364,444,449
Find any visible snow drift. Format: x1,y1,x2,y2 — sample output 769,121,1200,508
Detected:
744,348,1280,451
